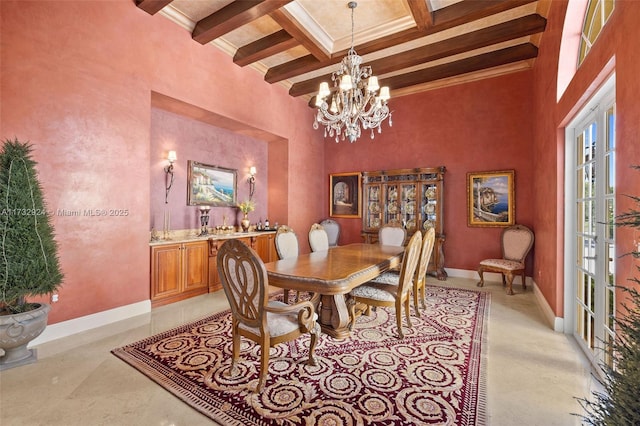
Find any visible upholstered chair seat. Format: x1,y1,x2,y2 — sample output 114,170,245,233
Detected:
239,301,319,337
479,258,524,271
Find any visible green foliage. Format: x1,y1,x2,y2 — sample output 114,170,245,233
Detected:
576,166,640,425
0,138,63,313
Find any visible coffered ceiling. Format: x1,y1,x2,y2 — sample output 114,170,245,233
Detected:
137,0,549,101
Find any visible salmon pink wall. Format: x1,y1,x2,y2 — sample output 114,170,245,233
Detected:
324,72,535,274
532,0,640,316
0,1,324,324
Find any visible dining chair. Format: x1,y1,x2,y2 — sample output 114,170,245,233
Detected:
477,224,534,295
217,239,319,393
367,228,435,317
378,223,406,246
308,223,330,252
319,218,340,247
348,230,422,339
275,225,300,303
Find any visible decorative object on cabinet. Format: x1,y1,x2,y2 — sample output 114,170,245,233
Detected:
164,150,177,204
198,206,211,236
467,170,515,227
320,219,340,246
247,166,256,200
216,239,319,393
313,1,391,143
237,199,255,232
477,224,534,295
329,172,361,218
362,167,446,280
187,161,237,207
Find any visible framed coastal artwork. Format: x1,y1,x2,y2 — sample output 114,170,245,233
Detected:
467,170,515,227
329,172,362,218
187,161,237,207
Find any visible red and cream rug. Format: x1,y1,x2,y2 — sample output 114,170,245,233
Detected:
112,285,489,425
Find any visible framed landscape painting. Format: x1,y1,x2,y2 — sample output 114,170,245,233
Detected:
187,161,237,207
467,170,515,227
330,172,361,218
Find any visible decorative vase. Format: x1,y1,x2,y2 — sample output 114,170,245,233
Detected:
241,213,250,232
0,303,51,370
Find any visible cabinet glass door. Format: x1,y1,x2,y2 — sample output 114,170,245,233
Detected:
364,184,382,230
421,183,438,232
400,183,418,233
384,183,400,225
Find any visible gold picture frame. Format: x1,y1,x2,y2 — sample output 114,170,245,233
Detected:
467,170,515,227
329,172,362,218
187,161,237,207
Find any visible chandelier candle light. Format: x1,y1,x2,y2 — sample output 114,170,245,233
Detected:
313,1,392,143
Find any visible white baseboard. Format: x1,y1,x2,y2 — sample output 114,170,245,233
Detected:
533,282,565,332
30,300,152,346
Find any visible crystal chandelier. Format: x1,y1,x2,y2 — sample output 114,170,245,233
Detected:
313,1,392,143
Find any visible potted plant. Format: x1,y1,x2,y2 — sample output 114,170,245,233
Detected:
0,138,63,370
237,199,255,232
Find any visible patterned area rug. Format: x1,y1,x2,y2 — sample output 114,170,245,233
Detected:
112,285,489,425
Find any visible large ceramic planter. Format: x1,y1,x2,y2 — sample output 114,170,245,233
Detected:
0,303,51,370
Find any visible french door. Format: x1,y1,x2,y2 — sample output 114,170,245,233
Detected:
566,76,616,371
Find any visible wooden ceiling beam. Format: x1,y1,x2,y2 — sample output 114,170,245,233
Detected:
384,43,538,91
192,0,292,45
433,0,536,26
288,14,546,97
269,8,330,61
265,0,536,84
233,30,299,67
265,27,422,84
135,0,173,15
406,0,433,30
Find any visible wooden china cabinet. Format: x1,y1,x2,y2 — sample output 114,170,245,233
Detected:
361,167,447,280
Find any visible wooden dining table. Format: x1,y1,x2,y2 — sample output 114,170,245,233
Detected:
265,243,404,339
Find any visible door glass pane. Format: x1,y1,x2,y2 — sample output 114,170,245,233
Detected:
571,90,616,371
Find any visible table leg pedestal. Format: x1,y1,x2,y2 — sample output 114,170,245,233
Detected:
319,294,351,340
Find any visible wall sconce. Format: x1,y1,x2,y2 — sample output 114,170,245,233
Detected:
164,150,177,204
248,166,256,200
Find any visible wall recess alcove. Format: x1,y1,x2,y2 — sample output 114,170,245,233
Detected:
149,92,289,232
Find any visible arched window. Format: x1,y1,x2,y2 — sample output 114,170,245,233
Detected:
578,0,615,66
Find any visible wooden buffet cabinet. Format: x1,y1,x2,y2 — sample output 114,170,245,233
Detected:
361,167,447,280
150,232,276,307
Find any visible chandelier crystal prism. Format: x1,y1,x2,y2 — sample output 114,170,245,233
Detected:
313,1,392,143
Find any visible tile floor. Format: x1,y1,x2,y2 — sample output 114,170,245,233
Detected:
0,277,596,425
